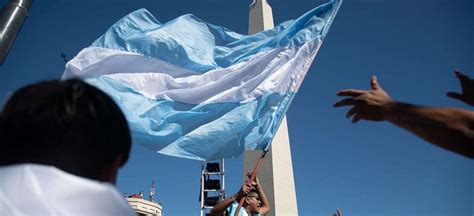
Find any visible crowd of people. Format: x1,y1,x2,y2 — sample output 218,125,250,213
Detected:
0,70,472,215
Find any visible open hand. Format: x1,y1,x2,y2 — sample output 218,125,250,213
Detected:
334,76,394,123
447,70,474,106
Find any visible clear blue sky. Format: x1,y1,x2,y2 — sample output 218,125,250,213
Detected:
0,0,472,215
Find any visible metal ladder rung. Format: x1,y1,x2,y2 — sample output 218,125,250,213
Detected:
199,159,225,216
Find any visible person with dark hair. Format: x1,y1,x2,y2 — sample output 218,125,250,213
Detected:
334,71,474,158
210,171,270,216
0,79,135,215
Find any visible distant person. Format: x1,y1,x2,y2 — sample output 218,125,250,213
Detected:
0,79,135,215
210,171,270,216
128,191,145,199
334,71,474,158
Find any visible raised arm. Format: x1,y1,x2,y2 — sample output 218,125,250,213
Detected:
247,171,270,215
334,76,474,158
382,102,474,157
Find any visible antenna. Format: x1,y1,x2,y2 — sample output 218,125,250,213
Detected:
149,180,155,202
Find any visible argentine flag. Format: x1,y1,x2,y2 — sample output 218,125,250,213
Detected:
62,0,341,161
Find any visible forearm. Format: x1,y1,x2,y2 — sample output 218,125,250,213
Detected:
383,102,474,158
210,195,235,216
256,184,270,214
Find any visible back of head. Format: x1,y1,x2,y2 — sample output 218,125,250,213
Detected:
0,79,131,181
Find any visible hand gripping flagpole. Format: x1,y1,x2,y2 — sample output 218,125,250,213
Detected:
234,150,268,216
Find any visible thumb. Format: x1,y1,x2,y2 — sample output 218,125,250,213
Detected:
447,92,464,101
371,76,380,90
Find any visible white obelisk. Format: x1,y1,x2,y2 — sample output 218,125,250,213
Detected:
244,1,298,215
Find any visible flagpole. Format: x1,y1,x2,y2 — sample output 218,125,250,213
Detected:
245,1,299,215
234,150,267,216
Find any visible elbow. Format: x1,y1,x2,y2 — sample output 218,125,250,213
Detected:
261,206,271,215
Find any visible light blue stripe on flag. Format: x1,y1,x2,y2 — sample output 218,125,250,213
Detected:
63,0,342,161
91,1,341,73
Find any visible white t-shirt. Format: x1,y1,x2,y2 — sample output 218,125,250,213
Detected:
0,164,135,216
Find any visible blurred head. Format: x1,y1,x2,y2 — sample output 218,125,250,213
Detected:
244,189,261,213
0,79,131,183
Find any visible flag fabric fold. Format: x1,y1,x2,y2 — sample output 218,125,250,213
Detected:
62,0,342,161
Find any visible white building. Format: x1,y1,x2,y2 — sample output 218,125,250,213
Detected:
127,198,163,216
244,0,299,215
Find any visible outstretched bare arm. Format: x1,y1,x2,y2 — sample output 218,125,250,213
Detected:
334,76,474,158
